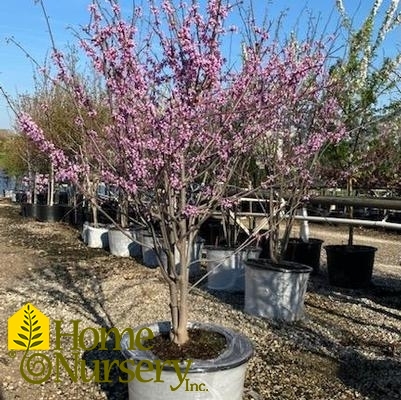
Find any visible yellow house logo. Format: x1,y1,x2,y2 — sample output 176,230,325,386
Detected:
8,303,50,351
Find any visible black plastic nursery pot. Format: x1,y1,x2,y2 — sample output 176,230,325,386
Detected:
198,217,222,246
283,238,324,275
325,245,377,289
35,204,73,223
68,206,86,227
21,203,39,219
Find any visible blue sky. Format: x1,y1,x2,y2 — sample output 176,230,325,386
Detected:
0,0,400,130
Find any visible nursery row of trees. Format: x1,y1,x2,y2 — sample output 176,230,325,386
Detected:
1,0,401,344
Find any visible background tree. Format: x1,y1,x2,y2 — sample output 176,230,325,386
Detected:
14,53,111,223
322,0,401,243
0,132,25,178
359,115,401,190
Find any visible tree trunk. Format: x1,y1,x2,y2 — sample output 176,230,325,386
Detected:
26,165,33,204
32,171,37,205
174,233,191,345
48,163,54,206
119,191,129,228
91,198,98,227
347,177,354,246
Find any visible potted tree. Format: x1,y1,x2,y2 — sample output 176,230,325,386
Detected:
243,35,345,321
14,55,115,246
321,0,401,289
14,0,345,398
12,81,77,223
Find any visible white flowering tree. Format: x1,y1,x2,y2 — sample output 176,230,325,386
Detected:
323,0,401,243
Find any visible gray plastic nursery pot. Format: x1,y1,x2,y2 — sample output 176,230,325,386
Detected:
84,223,110,249
141,234,204,276
141,233,165,268
107,227,141,258
205,246,261,292
120,321,253,400
245,259,312,321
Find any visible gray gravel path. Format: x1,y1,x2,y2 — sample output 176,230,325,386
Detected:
0,200,400,400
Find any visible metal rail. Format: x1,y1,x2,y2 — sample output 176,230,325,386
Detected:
213,195,401,232
308,196,401,211
293,215,401,231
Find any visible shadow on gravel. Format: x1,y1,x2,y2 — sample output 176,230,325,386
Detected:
0,203,136,399
199,286,245,311
275,318,401,400
8,262,115,328
188,269,246,311
82,334,128,400
338,349,401,400
8,262,131,399
308,272,401,325
369,277,401,313
0,201,107,263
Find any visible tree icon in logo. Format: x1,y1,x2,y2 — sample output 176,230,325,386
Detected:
13,304,44,349
8,303,50,351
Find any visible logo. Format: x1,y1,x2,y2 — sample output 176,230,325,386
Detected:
8,303,52,384
7,304,208,393
8,303,50,351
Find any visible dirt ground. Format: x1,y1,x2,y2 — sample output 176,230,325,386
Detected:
0,198,400,400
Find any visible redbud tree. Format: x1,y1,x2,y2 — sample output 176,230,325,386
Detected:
16,0,343,345
16,58,112,225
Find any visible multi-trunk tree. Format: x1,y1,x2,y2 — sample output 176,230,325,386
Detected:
16,0,345,345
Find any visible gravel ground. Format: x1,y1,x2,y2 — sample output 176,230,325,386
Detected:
0,199,400,400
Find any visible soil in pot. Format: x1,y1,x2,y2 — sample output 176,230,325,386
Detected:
325,244,377,289
144,328,226,361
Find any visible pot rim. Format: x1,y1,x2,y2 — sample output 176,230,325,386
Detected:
204,245,261,251
108,226,136,232
286,237,324,244
324,244,378,252
245,258,313,273
85,222,111,230
120,321,253,373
